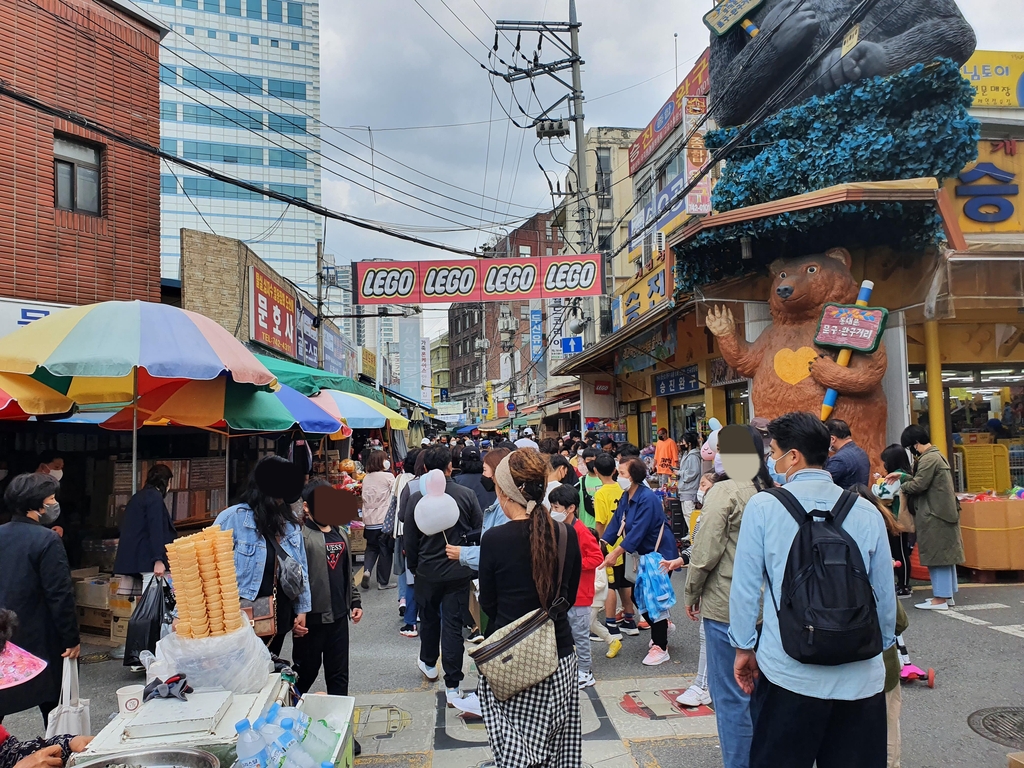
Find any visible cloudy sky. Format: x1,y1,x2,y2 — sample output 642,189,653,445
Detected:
317,1,1023,336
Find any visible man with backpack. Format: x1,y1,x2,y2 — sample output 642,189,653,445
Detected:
729,412,896,768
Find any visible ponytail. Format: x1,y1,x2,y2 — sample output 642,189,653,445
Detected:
507,449,560,608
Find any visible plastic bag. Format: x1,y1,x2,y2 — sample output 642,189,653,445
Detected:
152,613,272,694
124,576,174,667
46,659,90,738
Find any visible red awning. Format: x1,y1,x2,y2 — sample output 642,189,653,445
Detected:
559,401,581,414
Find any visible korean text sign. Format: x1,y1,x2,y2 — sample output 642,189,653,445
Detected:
353,253,605,306
961,51,1024,109
628,49,710,175
815,305,888,353
944,140,1023,234
249,265,297,357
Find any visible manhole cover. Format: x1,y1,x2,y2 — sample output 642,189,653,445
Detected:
968,707,1024,750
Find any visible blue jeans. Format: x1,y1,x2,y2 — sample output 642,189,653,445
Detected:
399,570,418,624
928,565,959,599
704,618,752,768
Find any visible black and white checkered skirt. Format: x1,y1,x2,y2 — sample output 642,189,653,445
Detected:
479,652,582,767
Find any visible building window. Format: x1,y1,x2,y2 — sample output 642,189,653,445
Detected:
229,32,238,42
203,0,220,10
160,175,178,195
286,2,302,25
207,29,217,38
268,114,306,134
160,101,177,121
546,247,553,256
267,78,306,100
270,39,279,47
518,245,531,257
182,0,198,9
183,176,263,200
183,104,263,130
54,136,101,216
597,227,613,253
251,36,259,45
291,42,300,50
267,0,282,21
225,0,241,15
182,140,264,165
185,26,195,35
246,0,261,18
267,183,308,200
160,65,176,84
545,220,552,240
596,147,612,210
160,138,177,153
269,148,306,168
182,68,262,95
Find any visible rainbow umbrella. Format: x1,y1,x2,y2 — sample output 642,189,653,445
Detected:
311,390,410,431
0,373,75,418
99,380,341,434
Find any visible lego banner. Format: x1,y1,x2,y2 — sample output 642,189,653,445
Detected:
353,254,605,305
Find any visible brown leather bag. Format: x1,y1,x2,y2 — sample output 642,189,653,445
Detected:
241,567,277,637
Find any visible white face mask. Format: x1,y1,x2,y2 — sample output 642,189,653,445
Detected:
49,469,63,482
617,476,632,491
550,510,568,523
696,489,706,504
577,448,585,456
383,460,391,471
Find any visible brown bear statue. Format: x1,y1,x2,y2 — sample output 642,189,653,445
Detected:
706,248,888,476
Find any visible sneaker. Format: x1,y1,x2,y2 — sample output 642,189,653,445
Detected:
605,638,622,659
399,598,407,617
642,646,671,666
400,624,419,638
129,664,145,673
914,600,948,611
360,573,370,590
667,621,676,634
948,598,956,606
468,627,485,643
418,659,439,681
578,671,596,689
676,684,711,708
589,632,602,642
896,587,913,598
619,619,640,636
377,581,397,590
637,616,651,631
445,687,462,707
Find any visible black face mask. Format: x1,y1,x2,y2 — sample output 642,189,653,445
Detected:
480,476,495,492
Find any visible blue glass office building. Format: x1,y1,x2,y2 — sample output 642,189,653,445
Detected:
134,0,322,294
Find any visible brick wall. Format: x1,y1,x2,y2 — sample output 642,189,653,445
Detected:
0,0,162,304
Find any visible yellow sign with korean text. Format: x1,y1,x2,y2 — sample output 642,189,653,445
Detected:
961,51,1024,108
361,347,377,380
943,140,1024,234
617,264,670,328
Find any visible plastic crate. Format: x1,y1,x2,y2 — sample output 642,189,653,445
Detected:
956,444,1013,493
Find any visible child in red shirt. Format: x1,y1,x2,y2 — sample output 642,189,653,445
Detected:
548,484,605,689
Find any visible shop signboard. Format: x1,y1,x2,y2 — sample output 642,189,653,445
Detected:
323,325,358,378
815,304,888,353
0,297,71,338
709,356,746,387
961,51,1024,108
593,380,612,395
420,337,432,405
620,266,670,327
628,49,710,175
353,254,604,306
435,401,465,416
397,317,422,401
614,322,677,375
360,347,377,381
945,141,1023,234
296,304,318,366
249,265,297,358
530,309,544,362
653,365,701,396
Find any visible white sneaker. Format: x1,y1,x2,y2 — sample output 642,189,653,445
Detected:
914,600,949,611
578,671,596,689
642,646,671,666
676,684,711,708
948,598,956,606
445,687,463,708
418,659,439,680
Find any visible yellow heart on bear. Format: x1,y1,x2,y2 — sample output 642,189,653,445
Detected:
773,347,818,386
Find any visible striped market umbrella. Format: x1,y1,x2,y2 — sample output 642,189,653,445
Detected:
311,390,410,431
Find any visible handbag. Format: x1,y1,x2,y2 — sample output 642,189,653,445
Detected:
241,564,277,638
469,524,568,702
270,537,305,602
46,658,90,738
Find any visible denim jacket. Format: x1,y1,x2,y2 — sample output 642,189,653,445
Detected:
458,498,510,571
214,503,312,614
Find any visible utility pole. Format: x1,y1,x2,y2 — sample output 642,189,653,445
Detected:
315,239,324,369
568,0,592,255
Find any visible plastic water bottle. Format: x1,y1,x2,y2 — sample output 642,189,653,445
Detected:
234,720,269,768
274,708,337,763
273,729,317,768
254,717,287,767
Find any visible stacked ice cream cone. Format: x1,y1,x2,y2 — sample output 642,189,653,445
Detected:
166,525,243,638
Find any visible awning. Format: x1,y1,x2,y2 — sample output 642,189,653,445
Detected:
255,354,395,406
457,424,481,434
513,412,543,427
479,417,511,431
559,401,581,414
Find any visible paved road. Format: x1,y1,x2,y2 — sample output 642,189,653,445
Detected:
6,582,1024,767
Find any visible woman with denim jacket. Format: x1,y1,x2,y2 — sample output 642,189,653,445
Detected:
214,456,312,656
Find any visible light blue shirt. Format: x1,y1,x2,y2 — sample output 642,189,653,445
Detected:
728,469,896,701
459,498,509,570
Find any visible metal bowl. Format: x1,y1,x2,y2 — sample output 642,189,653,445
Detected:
72,748,220,768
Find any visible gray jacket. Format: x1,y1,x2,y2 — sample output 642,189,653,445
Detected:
678,449,703,502
300,520,361,623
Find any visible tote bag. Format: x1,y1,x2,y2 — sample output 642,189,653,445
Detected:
46,658,91,737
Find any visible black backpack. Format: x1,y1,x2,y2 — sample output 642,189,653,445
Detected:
765,487,883,667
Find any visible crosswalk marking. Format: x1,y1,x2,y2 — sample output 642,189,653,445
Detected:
951,603,1010,611
940,612,992,626
990,625,1024,639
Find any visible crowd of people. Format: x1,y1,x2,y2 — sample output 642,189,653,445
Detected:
0,413,965,768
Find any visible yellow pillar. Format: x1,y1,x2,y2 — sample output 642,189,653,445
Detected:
705,386,728,428
924,320,947,457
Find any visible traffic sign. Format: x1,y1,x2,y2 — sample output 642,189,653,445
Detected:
481,407,489,416
507,402,516,413
440,388,449,402
561,336,584,355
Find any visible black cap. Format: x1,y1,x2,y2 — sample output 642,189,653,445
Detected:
461,447,481,462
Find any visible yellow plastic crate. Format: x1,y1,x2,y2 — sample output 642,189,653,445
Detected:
956,444,1013,493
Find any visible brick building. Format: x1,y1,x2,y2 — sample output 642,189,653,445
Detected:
0,0,166,305
448,213,561,420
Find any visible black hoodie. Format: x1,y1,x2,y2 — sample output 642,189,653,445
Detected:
404,479,483,583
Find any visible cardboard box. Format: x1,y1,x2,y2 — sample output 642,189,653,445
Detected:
1008,752,1024,768
110,615,129,642
959,500,1024,570
70,566,100,580
76,605,112,634
74,578,111,609
108,581,136,617
962,432,993,445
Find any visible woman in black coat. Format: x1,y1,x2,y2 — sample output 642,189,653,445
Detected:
113,465,176,580
0,474,79,726
453,448,494,511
